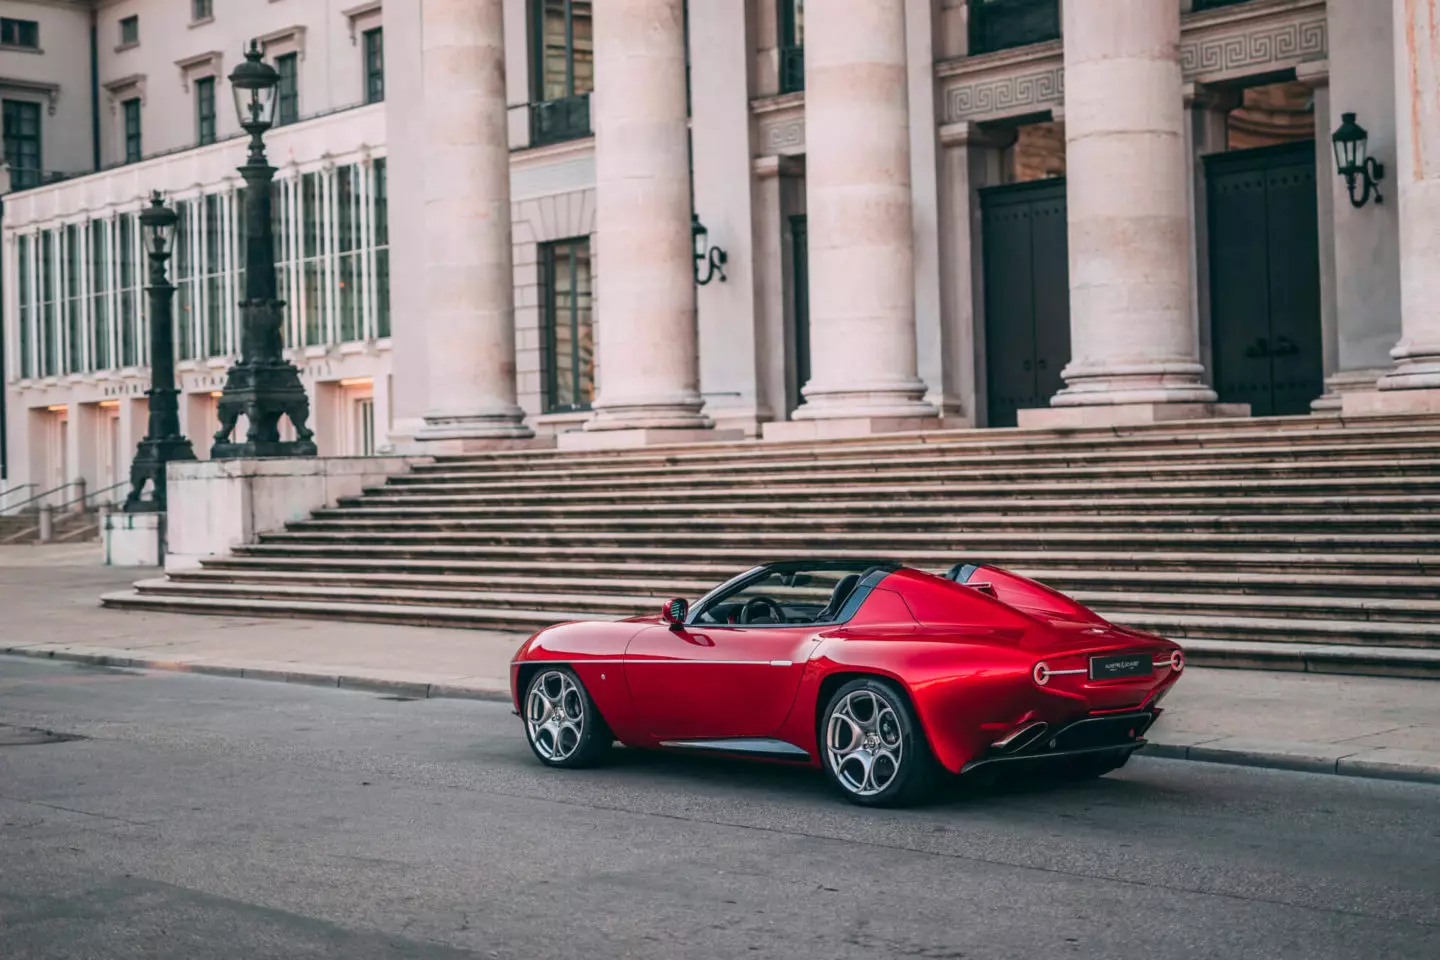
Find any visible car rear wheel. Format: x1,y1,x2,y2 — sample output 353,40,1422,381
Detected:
523,667,611,768
821,678,938,807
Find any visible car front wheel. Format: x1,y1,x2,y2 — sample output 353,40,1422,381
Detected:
821,677,938,807
523,667,611,768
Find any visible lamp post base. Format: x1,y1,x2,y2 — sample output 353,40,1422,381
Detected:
210,357,318,461
211,439,320,459
124,436,197,514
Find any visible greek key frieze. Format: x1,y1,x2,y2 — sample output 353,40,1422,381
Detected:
944,65,1064,123
1180,15,1327,80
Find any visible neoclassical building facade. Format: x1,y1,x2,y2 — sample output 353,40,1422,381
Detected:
3,0,1439,495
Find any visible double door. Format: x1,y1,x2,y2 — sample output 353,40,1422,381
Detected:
1205,142,1324,416
980,178,1071,428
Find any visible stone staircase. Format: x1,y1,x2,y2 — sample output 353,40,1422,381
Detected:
0,509,103,545
102,415,1440,678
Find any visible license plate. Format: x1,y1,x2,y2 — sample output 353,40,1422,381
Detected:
1089,653,1153,681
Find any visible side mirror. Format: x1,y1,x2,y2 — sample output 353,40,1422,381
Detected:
968,582,998,598
661,598,688,629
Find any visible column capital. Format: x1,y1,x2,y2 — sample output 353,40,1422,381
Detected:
1181,81,1241,112
938,121,1016,150
752,155,806,180
1294,60,1330,90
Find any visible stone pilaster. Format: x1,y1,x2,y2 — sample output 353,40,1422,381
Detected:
1376,0,1440,394
777,0,939,435
414,0,533,445
1022,0,1238,428
577,0,714,445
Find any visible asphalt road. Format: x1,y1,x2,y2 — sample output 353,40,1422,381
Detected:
1,656,1437,960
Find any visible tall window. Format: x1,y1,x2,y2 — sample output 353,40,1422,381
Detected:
0,17,39,49
118,15,139,46
273,180,293,339
778,1,804,94
40,231,58,377
363,28,384,104
3,100,41,189
300,172,326,344
530,0,592,145
540,238,594,413
118,213,140,367
90,221,112,371
335,166,362,342
196,76,216,145
17,235,34,378
122,98,142,162
192,0,213,22
203,194,226,356
372,158,389,338
175,200,199,360
276,53,299,125
64,225,83,373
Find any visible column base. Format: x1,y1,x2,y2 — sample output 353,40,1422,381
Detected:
415,410,535,443
1310,368,1389,414
557,428,745,451
761,416,962,442
1016,402,1250,430
1341,387,1440,417
410,437,557,455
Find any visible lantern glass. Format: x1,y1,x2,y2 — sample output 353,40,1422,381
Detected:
1331,112,1368,175
139,193,178,251
692,215,708,261
232,82,278,129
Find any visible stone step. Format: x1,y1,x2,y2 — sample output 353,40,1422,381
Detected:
406,440,1440,482
98,587,1439,657
281,512,1440,536
313,494,1440,519
188,558,1440,601
253,527,1440,555
384,457,1440,492
158,570,1440,626
345,476,1440,507
421,418,1440,469
227,542,1440,576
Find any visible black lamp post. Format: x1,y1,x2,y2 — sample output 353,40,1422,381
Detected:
692,214,728,285
211,40,317,458
1332,112,1385,208
123,192,196,513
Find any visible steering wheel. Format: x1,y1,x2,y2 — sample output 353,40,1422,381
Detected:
740,596,786,625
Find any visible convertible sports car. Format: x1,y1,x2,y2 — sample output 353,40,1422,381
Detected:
510,560,1184,806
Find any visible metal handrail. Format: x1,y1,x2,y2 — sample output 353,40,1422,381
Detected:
0,481,79,516
51,478,130,513
0,482,35,503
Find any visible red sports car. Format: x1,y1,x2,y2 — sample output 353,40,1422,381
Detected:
510,560,1184,806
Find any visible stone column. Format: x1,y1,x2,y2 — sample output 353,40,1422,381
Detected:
778,0,939,435
414,0,533,445
577,0,715,446
1361,0,1440,410
1022,0,1234,428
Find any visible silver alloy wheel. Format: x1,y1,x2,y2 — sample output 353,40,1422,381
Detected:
526,670,585,762
825,689,904,797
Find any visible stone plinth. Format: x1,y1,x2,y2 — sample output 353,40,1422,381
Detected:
1018,403,1250,430
104,512,163,567
165,457,419,572
558,428,743,451
1341,388,1440,417
762,417,959,442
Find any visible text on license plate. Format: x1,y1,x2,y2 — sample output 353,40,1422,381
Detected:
1089,653,1153,680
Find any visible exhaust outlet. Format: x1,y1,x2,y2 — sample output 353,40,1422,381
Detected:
993,721,1049,754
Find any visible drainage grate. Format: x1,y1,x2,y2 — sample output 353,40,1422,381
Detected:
0,724,86,747
376,696,418,702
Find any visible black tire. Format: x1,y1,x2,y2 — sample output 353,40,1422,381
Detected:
1065,750,1132,781
820,677,940,807
522,667,612,769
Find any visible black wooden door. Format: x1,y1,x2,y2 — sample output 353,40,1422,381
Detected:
1206,142,1324,416
980,178,1071,428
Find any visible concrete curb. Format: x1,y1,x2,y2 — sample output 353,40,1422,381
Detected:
6,646,1438,787
1139,737,1440,786
0,646,513,705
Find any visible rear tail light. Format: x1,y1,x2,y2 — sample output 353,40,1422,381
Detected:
1032,661,1050,686
1170,650,1185,672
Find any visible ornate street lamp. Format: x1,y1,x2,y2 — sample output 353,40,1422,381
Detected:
1331,112,1385,208
123,192,196,512
211,40,317,458
692,214,728,286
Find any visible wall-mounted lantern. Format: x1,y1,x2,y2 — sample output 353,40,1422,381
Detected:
692,214,728,286
1331,112,1385,208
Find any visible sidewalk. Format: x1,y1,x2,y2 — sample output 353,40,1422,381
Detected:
3,546,1438,785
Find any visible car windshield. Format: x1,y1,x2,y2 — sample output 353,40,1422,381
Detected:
693,563,894,626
